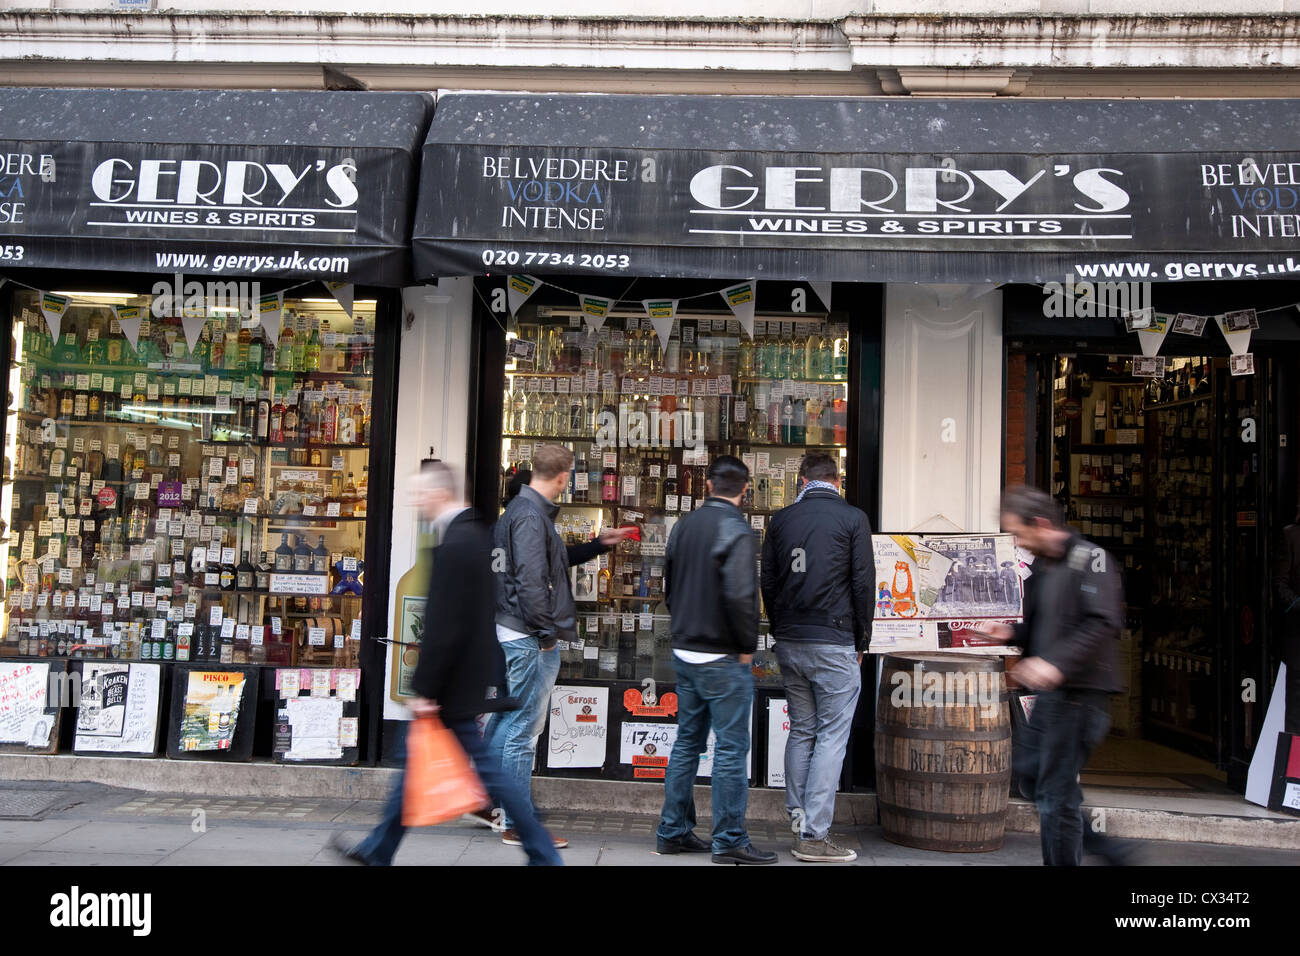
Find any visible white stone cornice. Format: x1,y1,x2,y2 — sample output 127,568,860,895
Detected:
843,15,1300,70
0,13,854,71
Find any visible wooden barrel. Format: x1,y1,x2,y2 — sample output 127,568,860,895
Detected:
874,653,1011,852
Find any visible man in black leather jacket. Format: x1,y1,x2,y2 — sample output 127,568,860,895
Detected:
488,444,629,849
760,452,872,862
986,485,1131,866
655,455,776,865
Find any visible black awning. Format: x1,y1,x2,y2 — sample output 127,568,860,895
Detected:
413,93,1300,285
0,89,433,287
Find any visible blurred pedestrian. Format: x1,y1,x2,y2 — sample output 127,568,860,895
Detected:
1272,513,1300,734
330,461,562,865
656,455,775,865
489,444,632,849
985,485,1135,866
760,452,872,862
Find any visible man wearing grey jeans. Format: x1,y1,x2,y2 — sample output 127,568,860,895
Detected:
760,453,873,862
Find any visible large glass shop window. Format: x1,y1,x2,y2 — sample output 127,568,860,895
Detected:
1,289,376,666
501,306,850,688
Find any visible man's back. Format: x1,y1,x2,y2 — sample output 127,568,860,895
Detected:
665,499,758,655
760,489,873,650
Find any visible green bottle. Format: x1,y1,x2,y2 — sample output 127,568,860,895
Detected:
304,318,322,373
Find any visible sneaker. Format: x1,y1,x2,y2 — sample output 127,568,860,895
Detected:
462,808,499,830
792,836,858,863
325,832,370,866
502,828,569,849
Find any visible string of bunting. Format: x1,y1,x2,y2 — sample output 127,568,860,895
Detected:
1120,305,1268,379
0,273,356,354
501,273,831,350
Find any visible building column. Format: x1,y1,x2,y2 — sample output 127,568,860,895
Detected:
880,284,1004,534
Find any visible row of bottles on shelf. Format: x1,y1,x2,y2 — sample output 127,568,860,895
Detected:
515,318,849,382
504,381,848,446
1152,404,1212,443
16,372,372,448
1066,500,1146,547
21,307,373,376
1090,387,1144,440
1076,452,1144,496
1144,358,1212,406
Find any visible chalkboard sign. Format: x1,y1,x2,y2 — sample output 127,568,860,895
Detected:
271,667,360,765
73,662,162,756
0,659,64,754
166,664,259,761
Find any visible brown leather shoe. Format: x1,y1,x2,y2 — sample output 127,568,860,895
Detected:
502,828,569,849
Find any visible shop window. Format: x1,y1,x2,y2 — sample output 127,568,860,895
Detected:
2,289,376,667
499,306,851,688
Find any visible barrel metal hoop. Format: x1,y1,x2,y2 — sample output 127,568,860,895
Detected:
877,767,1012,784
878,800,1009,823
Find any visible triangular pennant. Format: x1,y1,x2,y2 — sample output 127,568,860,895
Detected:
506,275,540,316
578,294,614,334
642,298,678,352
720,281,757,339
810,281,832,312
259,293,284,350
39,292,69,344
112,304,143,352
1213,312,1255,356
1133,310,1171,358
180,311,209,355
325,281,354,318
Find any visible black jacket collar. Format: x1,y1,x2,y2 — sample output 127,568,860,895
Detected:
519,484,559,519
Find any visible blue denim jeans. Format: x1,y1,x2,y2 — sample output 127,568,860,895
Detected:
774,641,861,841
656,656,754,853
354,717,562,866
1012,688,1112,866
484,636,561,830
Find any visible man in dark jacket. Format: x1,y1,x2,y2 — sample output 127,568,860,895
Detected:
760,452,872,863
489,444,629,849
655,455,776,865
986,485,1129,866
1272,518,1300,734
332,461,562,866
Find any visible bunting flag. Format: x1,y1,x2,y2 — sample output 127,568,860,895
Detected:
506,275,539,316
641,298,678,351
39,292,69,344
112,304,143,352
325,280,354,318
259,292,284,349
1171,312,1209,336
1138,313,1171,357
810,281,833,312
578,294,615,334
719,281,757,339
1213,310,1254,356
180,310,209,355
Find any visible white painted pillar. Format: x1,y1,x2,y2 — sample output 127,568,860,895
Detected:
381,276,475,720
880,284,1004,534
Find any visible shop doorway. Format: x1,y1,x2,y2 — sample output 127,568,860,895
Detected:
1027,349,1284,791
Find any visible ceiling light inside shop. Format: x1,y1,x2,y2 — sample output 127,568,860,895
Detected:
296,298,377,306
51,292,136,303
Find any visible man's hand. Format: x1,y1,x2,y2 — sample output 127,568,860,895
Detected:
410,697,440,718
738,653,754,665
1012,656,1064,691
597,526,635,547
982,622,1016,643
857,651,864,667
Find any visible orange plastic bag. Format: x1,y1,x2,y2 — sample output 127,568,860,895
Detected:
401,715,489,827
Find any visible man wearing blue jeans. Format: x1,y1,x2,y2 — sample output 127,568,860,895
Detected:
761,452,873,862
656,455,776,865
332,461,561,866
489,445,629,848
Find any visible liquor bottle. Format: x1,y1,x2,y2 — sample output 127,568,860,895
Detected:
255,391,270,441
276,318,295,371
780,394,795,444
342,472,358,516
236,548,255,591
255,550,272,592
312,535,330,575
304,318,322,372
274,533,294,572
601,459,617,503
832,327,849,379
321,396,339,443
1111,391,1123,430
270,392,285,443
247,324,264,374
292,534,312,573
292,315,307,372
283,393,300,444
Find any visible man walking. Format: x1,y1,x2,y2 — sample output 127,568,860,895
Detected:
490,444,629,849
760,452,872,862
985,485,1130,866
331,461,562,866
656,455,776,865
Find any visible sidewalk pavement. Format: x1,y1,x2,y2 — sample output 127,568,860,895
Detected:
1,782,1297,866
